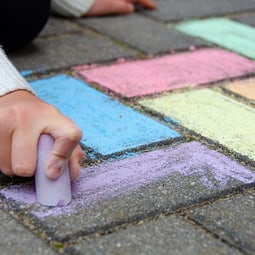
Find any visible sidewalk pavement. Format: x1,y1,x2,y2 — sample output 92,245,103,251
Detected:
1,0,255,254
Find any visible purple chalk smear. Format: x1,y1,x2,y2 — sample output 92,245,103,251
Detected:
1,142,255,217
35,135,71,206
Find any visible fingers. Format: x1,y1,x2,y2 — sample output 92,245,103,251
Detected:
44,119,82,179
107,0,134,14
86,0,134,16
69,145,84,180
11,129,39,177
0,90,83,180
0,117,12,175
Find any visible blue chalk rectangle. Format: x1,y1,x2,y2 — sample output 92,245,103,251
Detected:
30,74,180,155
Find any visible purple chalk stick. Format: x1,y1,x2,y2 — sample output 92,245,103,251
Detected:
35,135,71,206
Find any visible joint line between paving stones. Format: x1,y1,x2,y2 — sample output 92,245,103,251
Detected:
38,28,85,40
227,9,255,19
219,86,255,108
24,53,141,80
34,185,255,244
130,72,255,102
184,216,249,255
165,9,255,25
73,23,147,58
138,104,255,170
93,136,185,162
181,185,255,214
180,187,255,255
0,206,59,254
1,185,254,246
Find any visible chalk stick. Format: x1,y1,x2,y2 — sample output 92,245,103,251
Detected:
35,134,72,206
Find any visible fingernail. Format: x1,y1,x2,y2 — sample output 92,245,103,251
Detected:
46,158,67,179
71,163,81,181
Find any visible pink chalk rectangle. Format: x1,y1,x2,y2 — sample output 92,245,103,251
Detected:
78,48,255,98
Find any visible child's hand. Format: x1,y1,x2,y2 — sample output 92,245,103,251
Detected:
86,0,156,16
0,90,83,180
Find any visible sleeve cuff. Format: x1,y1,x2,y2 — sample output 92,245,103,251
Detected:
51,0,95,18
0,47,35,97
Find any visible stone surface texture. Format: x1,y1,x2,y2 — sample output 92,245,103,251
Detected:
1,1,255,255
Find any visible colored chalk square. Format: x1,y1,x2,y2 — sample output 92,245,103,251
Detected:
78,48,255,98
139,89,255,161
223,78,255,101
30,75,179,155
176,18,255,59
1,142,255,220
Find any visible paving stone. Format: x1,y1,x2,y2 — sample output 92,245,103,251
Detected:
223,78,255,101
0,209,57,255
187,189,255,255
76,14,203,54
30,74,179,155
139,88,255,161
176,18,255,60
142,0,255,22
1,142,255,241
78,48,255,98
69,215,243,255
39,17,82,37
233,13,255,27
8,33,135,71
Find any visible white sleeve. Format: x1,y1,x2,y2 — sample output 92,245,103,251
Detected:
51,0,95,18
0,47,35,97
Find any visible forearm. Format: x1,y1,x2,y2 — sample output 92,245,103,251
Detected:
51,0,95,18
0,47,34,97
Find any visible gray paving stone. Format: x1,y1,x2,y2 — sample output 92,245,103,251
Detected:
8,33,135,71
77,14,204,54
68,216,242,255
30,175,220,241
233,13,255,27
142,0,255,22
0,209,57,255
187,189,255,255
1,142,255,241
39,17,82,37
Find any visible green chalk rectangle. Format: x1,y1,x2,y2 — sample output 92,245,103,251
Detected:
176,18,255,59
139,89,255,161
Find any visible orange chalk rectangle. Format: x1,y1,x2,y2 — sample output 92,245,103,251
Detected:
223,78,255,101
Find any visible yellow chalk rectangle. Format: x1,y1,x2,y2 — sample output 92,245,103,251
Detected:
139,89,255,161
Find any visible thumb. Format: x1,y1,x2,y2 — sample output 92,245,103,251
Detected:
46,129,82,179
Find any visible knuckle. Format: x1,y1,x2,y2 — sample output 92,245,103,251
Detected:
64,127,83,143
43,103,59,114
37,102,59,117
1,103,32,125
0,106,18,124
